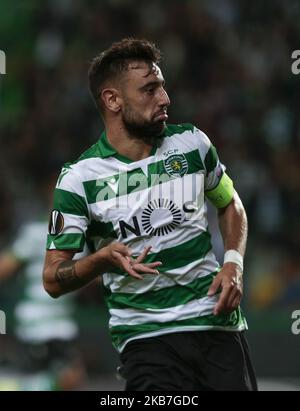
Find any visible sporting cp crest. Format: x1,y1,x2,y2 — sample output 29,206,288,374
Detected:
163,153,188,177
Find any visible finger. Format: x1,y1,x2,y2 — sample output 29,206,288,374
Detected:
112,251,133,266
213,285,233,315
131,263,160,274
113,243,132,257
122,262,143,280
227,288,241,309
123,257,161,276
144,262,162,268
224,296,241,314
126,257,162,268
231,296,242,310
207,276,222,296
114,253,143,280
135,246,152,264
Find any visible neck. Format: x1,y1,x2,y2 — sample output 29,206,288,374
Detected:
105,122,155,162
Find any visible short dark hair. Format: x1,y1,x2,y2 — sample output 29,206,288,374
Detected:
88,38,162,113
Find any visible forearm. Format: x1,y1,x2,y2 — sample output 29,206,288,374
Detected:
44,242,160,298
209,191,247,314
218,191,248,257
43,248,111,298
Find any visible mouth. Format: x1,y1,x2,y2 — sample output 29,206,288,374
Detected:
153,110,168,122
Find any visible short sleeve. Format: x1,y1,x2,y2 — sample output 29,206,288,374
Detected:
194,127,226,191
46,165,89,251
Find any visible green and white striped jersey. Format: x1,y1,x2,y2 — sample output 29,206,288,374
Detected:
47,123,247,352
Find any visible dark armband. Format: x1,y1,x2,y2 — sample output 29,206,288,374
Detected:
205,173,234,208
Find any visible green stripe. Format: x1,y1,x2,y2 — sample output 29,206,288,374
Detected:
163,123,195,137
112,231,212,276
86,220,118,239
121,167,148,196
46,233,85,250
149,149,204,178
204,145,218,174
53,188,89,218
110,308,246,349
105,272,217,310
83,149,204,204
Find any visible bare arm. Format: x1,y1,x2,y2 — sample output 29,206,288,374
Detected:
43,248,105,298
43,243,162,298
218,191,248,256
208,191,248,314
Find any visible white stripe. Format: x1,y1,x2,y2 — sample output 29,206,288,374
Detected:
89,174,207,256
60,212,88,235
57,168,86,196
51,210,57,234
160,128,209,158
57,127,210,194
89,169,204,208
103,250,219,294
99,215,208,255
70,128,204,182
73,155,158,182
109,295,219,327
193,128,211,162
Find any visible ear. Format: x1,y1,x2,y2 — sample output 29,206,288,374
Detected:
101,88,122,113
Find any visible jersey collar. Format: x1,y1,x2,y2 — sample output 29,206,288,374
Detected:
98,131,118,158
98,130,159,164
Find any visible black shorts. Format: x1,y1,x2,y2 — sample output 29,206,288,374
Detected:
119,331,258,391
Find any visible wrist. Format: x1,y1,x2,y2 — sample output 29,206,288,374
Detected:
223,249,243,273
92,247,112,273
101,244,121,272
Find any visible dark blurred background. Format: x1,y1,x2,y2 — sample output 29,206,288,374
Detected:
0,0,300,390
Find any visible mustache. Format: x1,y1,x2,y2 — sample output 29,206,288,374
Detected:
153,109,168,117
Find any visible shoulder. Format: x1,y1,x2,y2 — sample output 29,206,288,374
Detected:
162,123,212,154
164,123,209,142
163,123,195,137
56,141,101,190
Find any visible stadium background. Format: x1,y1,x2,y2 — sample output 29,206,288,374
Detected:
0,0,300,390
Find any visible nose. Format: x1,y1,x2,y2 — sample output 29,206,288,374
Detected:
158,87,170,108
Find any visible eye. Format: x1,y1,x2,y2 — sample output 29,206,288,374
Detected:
145,87,155,95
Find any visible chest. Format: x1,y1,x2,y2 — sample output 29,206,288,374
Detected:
85,148,206,245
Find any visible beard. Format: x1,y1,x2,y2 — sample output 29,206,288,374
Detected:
122,106,166,145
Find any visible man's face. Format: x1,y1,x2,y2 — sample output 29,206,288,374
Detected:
119,61,170,142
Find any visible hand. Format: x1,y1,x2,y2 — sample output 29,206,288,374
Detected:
104,243,162,280
207,262,243,315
